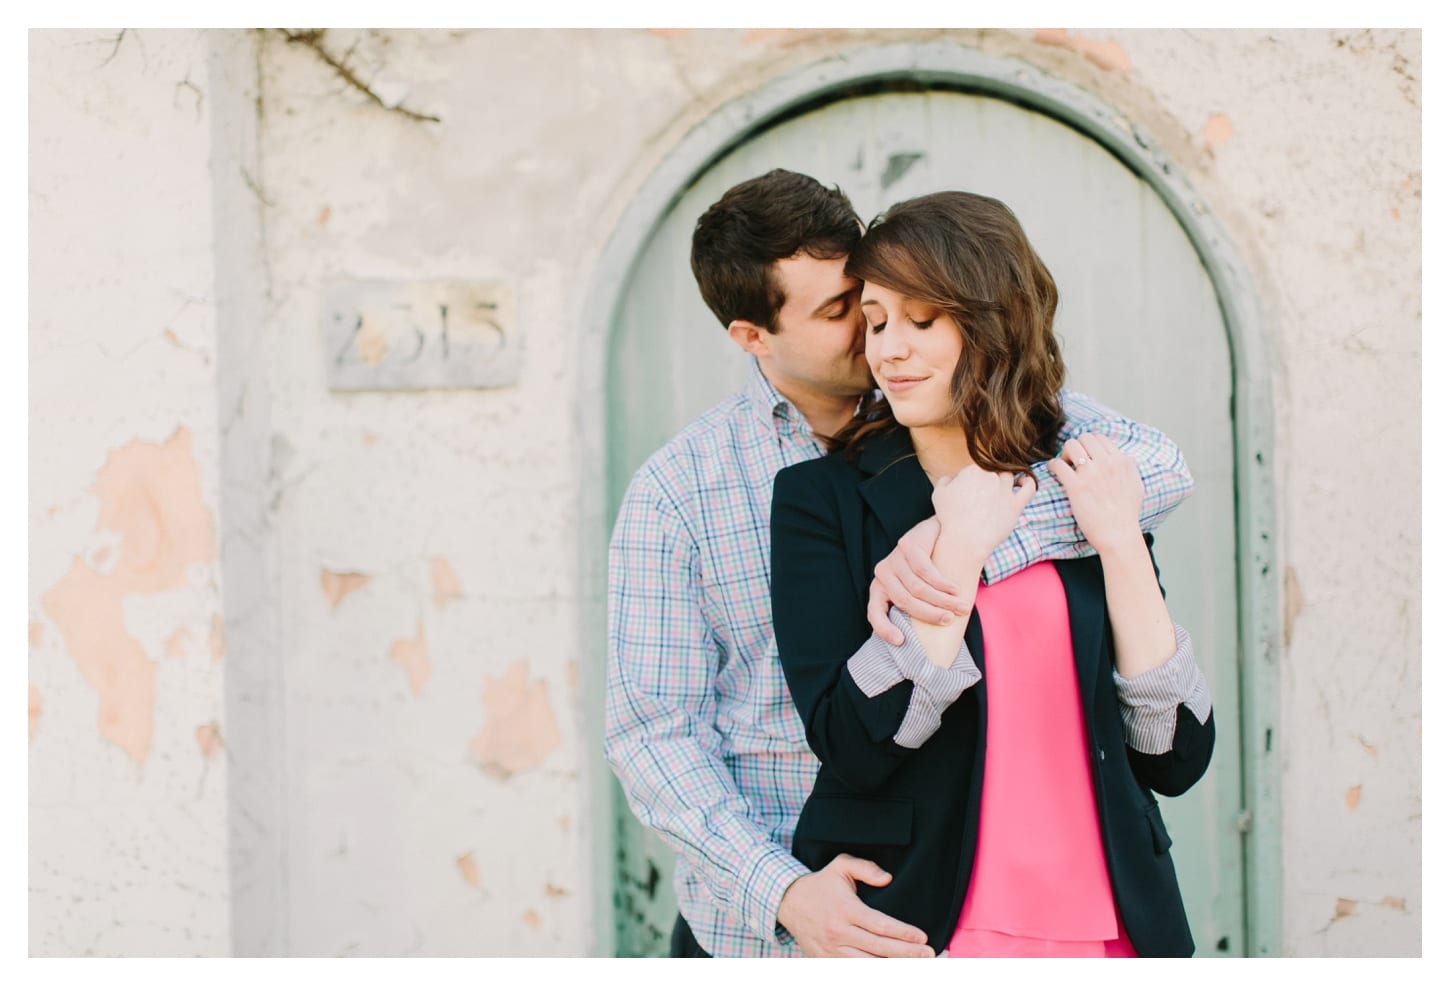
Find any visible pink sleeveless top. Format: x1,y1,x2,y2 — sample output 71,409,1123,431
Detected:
944,562,1137,958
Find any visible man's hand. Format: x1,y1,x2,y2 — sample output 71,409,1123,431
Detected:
867,518,967,644
777,854,935,958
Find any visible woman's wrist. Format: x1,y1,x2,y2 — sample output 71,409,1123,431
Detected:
1094,528,1150,566
932,524,990,583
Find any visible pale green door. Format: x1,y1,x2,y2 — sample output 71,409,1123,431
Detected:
606,89,1244,957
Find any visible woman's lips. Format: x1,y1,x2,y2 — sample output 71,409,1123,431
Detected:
881,375,926,393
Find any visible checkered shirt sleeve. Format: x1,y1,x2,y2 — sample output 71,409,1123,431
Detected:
604,466,807,950
982,389,1196,583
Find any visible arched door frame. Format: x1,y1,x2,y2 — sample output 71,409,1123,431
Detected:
578,38,1280,958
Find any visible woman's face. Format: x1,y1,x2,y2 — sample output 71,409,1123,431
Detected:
861,280,964,430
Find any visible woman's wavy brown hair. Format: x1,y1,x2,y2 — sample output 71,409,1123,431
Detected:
832,191,1066,472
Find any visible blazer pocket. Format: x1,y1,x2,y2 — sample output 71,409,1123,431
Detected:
1144,801,1173,855
796,795,914,847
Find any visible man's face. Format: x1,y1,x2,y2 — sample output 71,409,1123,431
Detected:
763,253,872,401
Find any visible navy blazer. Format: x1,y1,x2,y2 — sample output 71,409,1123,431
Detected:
770,424,1214,957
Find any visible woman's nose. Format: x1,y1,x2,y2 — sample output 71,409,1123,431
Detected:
878,319,910,359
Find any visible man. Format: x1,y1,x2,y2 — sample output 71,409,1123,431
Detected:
603,170,1194,957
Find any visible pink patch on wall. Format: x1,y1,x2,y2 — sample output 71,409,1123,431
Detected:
1345,785,1362,810
40,426,217,764
210,614,226,662
29,622,44,648
432,557,463,608
469,662,562,780
390,621,431,697
456,852,483,889
321,569,371,610
1033,29,1131,73
29,686,42,740
196,721,224,759
1201,113,1234,151
164,627,193,658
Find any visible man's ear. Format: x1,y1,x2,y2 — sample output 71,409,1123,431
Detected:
726,319,773,359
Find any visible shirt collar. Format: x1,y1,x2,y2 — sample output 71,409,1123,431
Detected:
746,360,814,437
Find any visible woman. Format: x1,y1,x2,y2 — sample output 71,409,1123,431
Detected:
770,191,1215,958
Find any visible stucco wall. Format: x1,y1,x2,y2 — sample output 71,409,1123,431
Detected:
29,28,231,956
28,27,1420,957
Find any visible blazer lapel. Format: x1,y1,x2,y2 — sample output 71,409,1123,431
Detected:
856,425,935,546
1053,556,1106,707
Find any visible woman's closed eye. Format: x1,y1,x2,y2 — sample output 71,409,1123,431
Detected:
867,317,934,333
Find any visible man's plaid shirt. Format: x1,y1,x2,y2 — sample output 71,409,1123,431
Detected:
604,364,1194,957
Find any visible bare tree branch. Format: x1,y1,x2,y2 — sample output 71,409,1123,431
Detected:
278,28,441,125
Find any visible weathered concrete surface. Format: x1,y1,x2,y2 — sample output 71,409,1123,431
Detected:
29,28,230,956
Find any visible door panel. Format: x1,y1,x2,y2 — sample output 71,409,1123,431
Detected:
607,89,1243,957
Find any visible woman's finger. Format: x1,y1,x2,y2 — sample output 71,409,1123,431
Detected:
1046,457,1076,486
1061,437,1090,469
1079,432,1117,461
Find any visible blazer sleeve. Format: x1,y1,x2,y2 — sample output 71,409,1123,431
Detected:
770,463,978,794
1118,534,1216,797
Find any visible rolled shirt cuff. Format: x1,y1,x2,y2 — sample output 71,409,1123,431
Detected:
846,607,982,749
1112,623,1212,754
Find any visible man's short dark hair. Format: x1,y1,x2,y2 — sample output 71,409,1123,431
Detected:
689,169,860,333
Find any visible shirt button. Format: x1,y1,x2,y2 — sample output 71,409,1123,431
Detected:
1098,748,1107,761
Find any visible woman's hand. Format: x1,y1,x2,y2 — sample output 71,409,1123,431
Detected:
929,463,1036,575
1046,433,1144,555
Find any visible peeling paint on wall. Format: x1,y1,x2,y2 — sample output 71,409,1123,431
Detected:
209,614,225,662
1284,565,1305,646
356,319,388,366
468,661,561,780
1201,112,1234,152
1334,898,1357,920
1033,29,1131,73
39,427,217,765
544,882,569,897
389,621,431,696
456,852,482,889
321,569,371,610
431,557,462,607
30,686,42,740
1380,896,1406,911
522,910,541,929
164,627,192,658
1345,785,1362,810
30,621,45,648
196,721,224,760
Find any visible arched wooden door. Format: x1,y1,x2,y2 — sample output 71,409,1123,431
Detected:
606,88,1244,957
